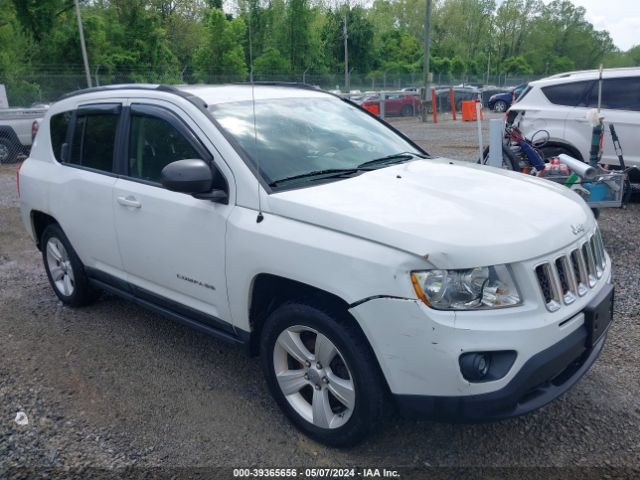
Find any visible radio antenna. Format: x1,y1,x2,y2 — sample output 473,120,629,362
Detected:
248,6,263,223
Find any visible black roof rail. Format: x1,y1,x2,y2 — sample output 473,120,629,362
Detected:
58,82,324,103
232,81,320,91
57,84,185,101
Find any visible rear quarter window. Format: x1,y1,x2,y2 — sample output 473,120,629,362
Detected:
515,86,532,102
541,81,594,106
49,111,72,162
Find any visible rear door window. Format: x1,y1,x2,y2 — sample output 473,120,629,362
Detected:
585,77,640,111
68,104,121,172
541,81,594,106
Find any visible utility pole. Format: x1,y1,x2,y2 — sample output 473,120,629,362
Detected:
421,0,432,122
343,6,349,95
486,51,491,85
74,0,92,88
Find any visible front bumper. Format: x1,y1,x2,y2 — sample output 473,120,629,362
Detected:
349,277,613,421
394,321,606,421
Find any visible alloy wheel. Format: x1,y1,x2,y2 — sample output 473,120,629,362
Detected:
0,142,9,163
46,237,75,296
273,325,355,429
494,101,507,112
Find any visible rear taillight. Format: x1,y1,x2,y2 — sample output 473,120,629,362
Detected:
16,161,23,197
31,120,39,141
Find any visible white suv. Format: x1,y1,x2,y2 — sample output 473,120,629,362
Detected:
508,68,640,172
18,84,614,446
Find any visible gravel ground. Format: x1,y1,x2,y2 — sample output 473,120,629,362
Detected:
388,112,499,161
1,116,639,478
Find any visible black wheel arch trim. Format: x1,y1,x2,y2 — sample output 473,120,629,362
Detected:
540,141,584,161
0,126,22,144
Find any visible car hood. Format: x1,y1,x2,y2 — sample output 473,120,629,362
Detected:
267,159,594,268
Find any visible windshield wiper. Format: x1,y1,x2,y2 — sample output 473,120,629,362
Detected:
357,151,426,169
268,168,370,187
268,152,427,187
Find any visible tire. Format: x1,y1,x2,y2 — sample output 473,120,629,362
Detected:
0,137,18,164
493,100,508,112
539,145,575,161
400,105,414,117
260,301,387,447
480,144,519,171
41,224,100,307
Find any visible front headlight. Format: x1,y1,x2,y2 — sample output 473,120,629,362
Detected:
410,265,521,310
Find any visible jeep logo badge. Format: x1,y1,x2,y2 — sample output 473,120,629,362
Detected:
571,224,585,235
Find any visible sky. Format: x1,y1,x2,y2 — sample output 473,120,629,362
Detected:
542,0,640,51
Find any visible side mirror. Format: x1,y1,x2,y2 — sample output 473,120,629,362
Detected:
161,159,227,203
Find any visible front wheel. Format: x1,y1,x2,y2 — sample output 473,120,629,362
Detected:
260,302,387,447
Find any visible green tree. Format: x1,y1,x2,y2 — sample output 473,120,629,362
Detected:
450,55,466,76
194,8,247,80
0,0,39,105
322,6,375,74
432,0,495,65
11,0,75,42
253,47,289,76
503,55,533,75
524,0,615,72
604,45,640,68
378,30,421,70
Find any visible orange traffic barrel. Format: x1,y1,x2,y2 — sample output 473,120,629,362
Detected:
461,100,484,121
363,103,380,116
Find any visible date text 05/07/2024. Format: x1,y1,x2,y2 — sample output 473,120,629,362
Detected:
233,468,400,478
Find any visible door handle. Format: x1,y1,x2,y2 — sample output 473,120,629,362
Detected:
117,196,142,208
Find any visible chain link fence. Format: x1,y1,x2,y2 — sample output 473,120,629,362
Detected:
0,69,539,163
1,70,541,107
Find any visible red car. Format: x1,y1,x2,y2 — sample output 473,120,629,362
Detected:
360,92,421,117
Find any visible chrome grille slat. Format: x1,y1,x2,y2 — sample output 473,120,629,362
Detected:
590,236,603,278
570,249,589,296
535,229,607,311
556,256,577,304
582,242,597,287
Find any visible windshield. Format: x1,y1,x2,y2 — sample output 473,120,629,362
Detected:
209,96,423,189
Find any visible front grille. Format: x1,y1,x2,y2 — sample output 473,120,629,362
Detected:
536,265,554,304
535,228,606,311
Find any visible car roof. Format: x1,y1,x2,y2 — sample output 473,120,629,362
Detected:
530,67,640,88
58,83,334,107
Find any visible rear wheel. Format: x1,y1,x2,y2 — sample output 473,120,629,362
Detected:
539,145,575,161
0,138,18,164
261,301,386,447
41,224,100,307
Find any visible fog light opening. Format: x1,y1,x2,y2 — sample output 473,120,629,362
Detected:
459,350,517,383
460,353,491,381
